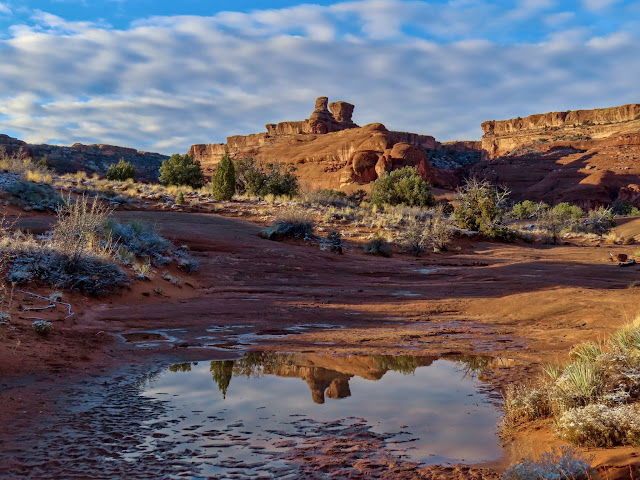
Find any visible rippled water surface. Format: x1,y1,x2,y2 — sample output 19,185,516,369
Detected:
137,353,502,476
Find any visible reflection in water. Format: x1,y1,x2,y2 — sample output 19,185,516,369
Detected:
201,353,490,404
147,353,503,470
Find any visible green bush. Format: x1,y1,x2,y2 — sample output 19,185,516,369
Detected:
106,158,135,181
363,238,392,257
511,200,548,220
159,153,205,188
211,152,236,201
371,167,435,208
454,178,509,234
551,202,584,221
611,200,640,217
305,189,350,207
235,157,298,198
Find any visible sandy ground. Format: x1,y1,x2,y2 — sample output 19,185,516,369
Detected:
1,208,640,478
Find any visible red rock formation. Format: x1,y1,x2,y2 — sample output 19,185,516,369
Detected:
189,98,454,189
482,103,640,159
618,184,640,207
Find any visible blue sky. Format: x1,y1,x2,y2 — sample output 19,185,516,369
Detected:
0,0,638,153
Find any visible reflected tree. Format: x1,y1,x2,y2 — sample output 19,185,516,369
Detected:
169,362,192,373
371,355,429,375
210,360,234,398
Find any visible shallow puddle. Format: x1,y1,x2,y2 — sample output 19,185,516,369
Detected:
137,353,502,476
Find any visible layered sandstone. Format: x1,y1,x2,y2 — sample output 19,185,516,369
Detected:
482,103,640,158
474,103,640,206
188,97,476,190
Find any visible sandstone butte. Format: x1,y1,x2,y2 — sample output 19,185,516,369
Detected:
188,96,483,192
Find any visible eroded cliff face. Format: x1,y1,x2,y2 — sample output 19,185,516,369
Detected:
0,134,168,182
482,103,640,159
188,97,479,190
472,103,640,206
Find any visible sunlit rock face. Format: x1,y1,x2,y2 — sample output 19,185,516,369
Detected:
481,103,640,158
188,97,476,190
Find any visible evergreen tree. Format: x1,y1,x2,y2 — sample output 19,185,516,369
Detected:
211,152,236,200
158,153,205,188
106,158,135,181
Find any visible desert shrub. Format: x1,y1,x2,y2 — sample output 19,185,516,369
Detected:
6,243,127,295
4,180,62,210
511,200,548,220
557,403,640,447
579,207,615,234
405,206,455,254
454,178,510,236
104,220,171,257
502,316,640,447
537,203,586,243
32,320,53,336
370,167,435,208
605,231,635,245
363,238,392,257
106,158,135,181
305,189,351,208
611,200,640,217
503,446,595,480
177,254,199,273
327,231,343,254
175,191,185,205
235,157,299,198
423,207,455,251
405,223,425,256
503,384,553,425
0,147,46,176
552,202,583,222
210,152,236,201
347,189,367,205
159,153,205,188
0,196,128,295
260,208,314,240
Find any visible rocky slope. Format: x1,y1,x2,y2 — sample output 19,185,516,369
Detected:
476,103,640,206
189,97,481,191
482,103,640,159
0,134,168,182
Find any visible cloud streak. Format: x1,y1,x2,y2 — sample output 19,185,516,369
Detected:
0,0,638,154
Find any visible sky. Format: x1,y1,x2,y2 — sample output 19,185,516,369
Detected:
0,0,638,154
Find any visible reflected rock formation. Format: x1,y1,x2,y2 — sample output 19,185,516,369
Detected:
207,353,440,404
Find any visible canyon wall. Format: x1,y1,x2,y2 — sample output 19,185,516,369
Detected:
482,103,640,158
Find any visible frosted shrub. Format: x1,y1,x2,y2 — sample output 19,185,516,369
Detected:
503,384,552,425
32,320,53,336
557,403,640,447
503,446,594,480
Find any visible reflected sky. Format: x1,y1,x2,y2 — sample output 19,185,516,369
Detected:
141,353,502,471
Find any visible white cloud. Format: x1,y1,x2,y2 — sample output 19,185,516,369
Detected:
0,1,638,153
582,0,620,10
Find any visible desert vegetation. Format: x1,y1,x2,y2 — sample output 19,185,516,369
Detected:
503,316,640,447
370,166,435,208
159,153,205,188
106,158,135,181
